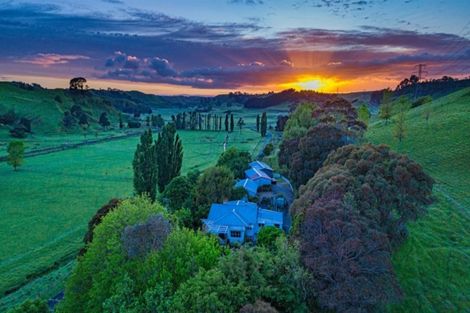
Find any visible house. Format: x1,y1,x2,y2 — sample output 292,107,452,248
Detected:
244,167,275,188
234,179,258,197
249,160,274,178
202,200,283,245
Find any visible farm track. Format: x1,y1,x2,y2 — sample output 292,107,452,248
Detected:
0,130,144,162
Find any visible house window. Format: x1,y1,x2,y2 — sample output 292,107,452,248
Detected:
274,224,280,228
258,223,264,227
230,230,242,238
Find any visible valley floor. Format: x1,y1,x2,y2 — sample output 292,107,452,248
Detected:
0,128,263,310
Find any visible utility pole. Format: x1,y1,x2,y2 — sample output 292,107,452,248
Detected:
414,64,427,100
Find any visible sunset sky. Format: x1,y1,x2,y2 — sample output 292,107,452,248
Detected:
0,0,469,95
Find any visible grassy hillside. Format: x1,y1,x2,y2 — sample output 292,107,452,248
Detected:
0,82,120,136
0,128,262,310
367,88,470,312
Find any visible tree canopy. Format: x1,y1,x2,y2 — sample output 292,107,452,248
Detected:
279,123,347,188
216,147,251,179
57,197,221,313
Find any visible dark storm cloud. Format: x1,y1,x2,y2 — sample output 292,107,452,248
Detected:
0,1,467,89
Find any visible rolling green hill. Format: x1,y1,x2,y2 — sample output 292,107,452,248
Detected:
367,88,470,312
0,82,120,137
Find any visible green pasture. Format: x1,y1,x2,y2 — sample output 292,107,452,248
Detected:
367,88,470,312
0,128,263,310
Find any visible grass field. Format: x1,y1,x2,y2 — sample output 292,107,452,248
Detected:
0,127,263,310
367,88,470,312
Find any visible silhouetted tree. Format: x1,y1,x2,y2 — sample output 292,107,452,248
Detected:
69,77,87,90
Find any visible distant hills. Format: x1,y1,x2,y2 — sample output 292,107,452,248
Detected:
1,76,469,138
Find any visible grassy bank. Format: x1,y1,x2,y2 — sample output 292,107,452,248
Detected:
367,88,470,312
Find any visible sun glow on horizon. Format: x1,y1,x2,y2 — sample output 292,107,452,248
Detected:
279,75,347,93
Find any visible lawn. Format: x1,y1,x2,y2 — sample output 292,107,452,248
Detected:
0,127,263,310
367,88,470,312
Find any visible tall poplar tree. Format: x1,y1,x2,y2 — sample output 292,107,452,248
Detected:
225,114,229,132
132,129,158,200
156,124,184,192
260,112,267,137
230,114,234,132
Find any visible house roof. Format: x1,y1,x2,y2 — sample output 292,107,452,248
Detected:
206,201,258,229
245,167,273,181
258,208,283,225
235,179,258,195
249,161,273,171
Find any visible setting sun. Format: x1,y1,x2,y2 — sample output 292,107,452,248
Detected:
280,75,345,93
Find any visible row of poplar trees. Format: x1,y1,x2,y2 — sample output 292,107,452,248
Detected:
132,123,183,201
172,111,239,132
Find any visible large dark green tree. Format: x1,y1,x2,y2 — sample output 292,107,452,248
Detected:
133,129,158,200
155,124,183,193
161,176,193,212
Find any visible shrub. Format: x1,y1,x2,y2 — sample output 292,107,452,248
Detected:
263,143,274,156
411,95,432,108
257,226,283,249
8,299,48,313
128,120,141,128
